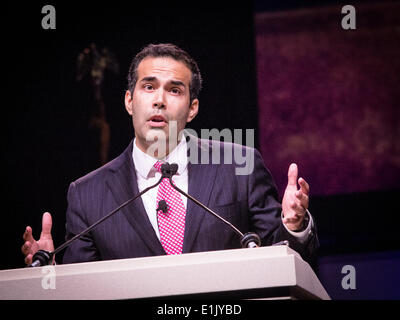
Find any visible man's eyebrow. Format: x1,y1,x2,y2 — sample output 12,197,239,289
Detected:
140,76,157,83
170,80,186,87
139,77,186,88
139,77,185,87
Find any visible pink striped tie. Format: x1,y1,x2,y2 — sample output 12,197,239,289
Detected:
154,161,186,255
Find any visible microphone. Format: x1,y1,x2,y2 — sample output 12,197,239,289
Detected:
156,200,169,214
161,162,178,178
161,163,261,249
28,167,170,267
29,250,53,268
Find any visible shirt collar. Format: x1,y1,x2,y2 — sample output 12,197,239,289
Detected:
132,137,188,179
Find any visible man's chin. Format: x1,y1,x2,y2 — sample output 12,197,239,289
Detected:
144,128,168,146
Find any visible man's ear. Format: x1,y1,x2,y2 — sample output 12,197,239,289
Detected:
124,90,133,115
186,99,199,123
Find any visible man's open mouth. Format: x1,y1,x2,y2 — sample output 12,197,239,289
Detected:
148,115,167,127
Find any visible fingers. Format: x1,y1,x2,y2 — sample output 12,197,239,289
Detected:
40,212,53,240
283,196,306,221
23,226,35,243
282,216,300,225
287,164,310,193
289,199,306,216
282,199,306,230
295,190,309,209
282,208,302,224
24,254,33,265
21,226,35,256
298,177,310,196
287,163,298,187
21,240,31,255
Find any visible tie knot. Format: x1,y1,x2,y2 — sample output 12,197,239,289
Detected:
153,161,163,173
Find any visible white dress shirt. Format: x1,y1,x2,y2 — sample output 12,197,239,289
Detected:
132,138,313,243
132,138,188,240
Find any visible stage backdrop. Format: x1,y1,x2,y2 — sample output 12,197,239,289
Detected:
255,2,400,197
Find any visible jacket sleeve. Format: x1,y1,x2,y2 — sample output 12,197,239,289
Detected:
62,181,101,264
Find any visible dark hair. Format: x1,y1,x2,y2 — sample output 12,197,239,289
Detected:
127,43,202,103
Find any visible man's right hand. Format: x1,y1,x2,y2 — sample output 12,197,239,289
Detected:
21,212,54,265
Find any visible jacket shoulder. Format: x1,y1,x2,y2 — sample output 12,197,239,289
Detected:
71,141,133,187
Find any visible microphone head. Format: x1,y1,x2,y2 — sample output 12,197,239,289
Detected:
161,162,170,175
157,200,169,214
169,163,178,175
240,232,261,248
29,250,53,267
161,162,179,178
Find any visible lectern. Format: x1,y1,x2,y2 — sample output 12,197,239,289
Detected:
0,245,330,299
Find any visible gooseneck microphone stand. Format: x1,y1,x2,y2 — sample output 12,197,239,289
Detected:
29,162,262,267
160,163,261,249
28,171,167,267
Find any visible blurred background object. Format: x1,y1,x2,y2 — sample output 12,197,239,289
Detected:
76,43,119,165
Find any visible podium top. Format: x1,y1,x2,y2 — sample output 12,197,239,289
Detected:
0,246,330,300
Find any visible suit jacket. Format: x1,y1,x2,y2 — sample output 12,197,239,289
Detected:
62,135,318,264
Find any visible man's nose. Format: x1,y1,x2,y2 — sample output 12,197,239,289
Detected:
153,89,166,109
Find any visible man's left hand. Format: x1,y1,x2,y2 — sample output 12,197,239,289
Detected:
282,163,310,231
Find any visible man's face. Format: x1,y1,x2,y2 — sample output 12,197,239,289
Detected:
125,56,199,156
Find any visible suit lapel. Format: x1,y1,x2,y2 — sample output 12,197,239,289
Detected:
105,136,218,255
182,136,219,253
106,141,165,256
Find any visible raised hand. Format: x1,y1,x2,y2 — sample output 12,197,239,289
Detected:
282,163,310,231
21,212,54,265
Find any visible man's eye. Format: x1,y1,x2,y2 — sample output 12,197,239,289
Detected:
144,84,154,90
171,88,181,94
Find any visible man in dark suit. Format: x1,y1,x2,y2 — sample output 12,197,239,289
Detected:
22,43,318,265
